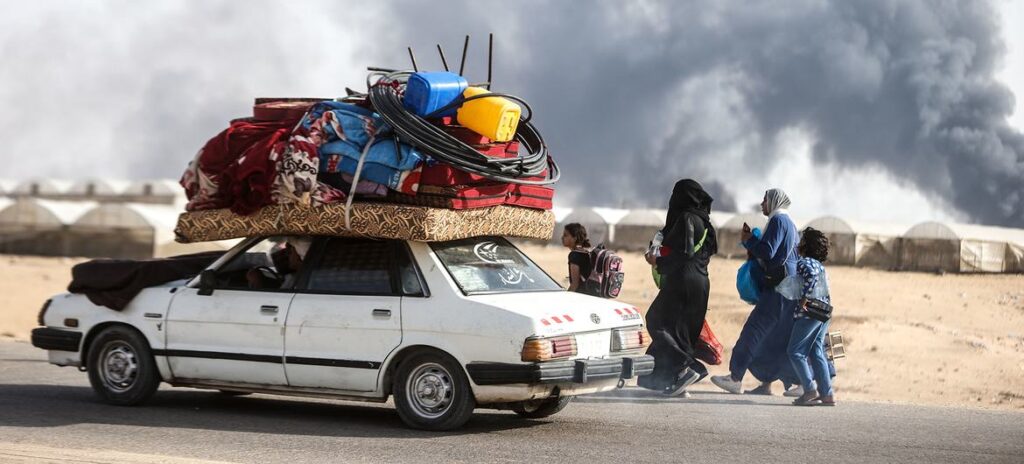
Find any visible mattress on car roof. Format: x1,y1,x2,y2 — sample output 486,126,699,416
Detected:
174,202,555,243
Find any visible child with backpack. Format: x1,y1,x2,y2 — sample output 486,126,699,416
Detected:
561,223,593,294
561,223,625,298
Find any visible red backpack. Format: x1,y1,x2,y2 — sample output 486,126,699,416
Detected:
583,244,625,299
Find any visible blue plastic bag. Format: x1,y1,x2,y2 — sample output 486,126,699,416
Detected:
736,260,760,305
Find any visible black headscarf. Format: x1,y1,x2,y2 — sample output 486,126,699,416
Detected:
664,179,718,255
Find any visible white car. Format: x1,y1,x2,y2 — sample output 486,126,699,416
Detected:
32,235,653,430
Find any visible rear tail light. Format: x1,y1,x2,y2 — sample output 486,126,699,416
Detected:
521,335,578,362
611,326,650,351
37,299,52,326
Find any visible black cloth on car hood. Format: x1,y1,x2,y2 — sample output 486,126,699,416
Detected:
67,251,224,311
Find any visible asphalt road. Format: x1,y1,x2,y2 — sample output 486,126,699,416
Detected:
1,340,1021,464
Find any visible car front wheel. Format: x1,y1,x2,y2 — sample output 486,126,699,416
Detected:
87,326,161,406
392,352,475,431
512,395,573,419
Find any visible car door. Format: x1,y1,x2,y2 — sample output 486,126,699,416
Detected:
284,238,425,392
163,238,300,386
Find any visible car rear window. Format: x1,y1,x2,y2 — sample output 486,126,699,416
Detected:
430,237,561,295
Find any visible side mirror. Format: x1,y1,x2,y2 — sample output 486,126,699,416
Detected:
197,269,217,296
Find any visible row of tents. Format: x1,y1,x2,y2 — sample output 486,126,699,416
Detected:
0,178,183,205
0,197,232,259
551,207,1024,274
2,183,1023,273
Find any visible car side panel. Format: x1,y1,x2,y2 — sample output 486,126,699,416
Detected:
40,287,177,379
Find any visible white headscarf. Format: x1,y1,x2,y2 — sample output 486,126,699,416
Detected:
287,237,312,259
764,188,792,218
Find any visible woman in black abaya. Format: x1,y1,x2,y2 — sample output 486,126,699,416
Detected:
637,179,718,396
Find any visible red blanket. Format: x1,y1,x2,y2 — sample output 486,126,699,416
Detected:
181,118,299,214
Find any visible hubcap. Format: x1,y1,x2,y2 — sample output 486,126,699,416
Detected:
99,341,138,393
406,362,454,419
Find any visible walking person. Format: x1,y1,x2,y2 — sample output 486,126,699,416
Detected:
637,179,718,396
561,223,593,294
787,228,836,406
711,188,799,394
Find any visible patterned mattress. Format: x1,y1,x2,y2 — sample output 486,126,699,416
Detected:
175,203,555,243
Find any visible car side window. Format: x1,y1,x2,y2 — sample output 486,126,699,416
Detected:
305,238,396,295
212,236,308,291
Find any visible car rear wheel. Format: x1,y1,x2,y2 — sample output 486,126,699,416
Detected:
393,352,475,431
512,395,573,419
87,326,161,406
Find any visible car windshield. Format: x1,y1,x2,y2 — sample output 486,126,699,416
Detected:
430,237,562,295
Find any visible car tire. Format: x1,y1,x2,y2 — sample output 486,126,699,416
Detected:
392,351,475,431
512,395,573,419
87,326,161,406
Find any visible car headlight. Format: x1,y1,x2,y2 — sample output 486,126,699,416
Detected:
521,335,577,362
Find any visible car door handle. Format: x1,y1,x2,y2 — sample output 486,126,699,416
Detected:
260,305,279,314
372,309,391,317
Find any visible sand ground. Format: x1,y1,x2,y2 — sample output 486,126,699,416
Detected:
2,248,1022,411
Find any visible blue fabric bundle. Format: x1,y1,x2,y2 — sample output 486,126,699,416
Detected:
311,101,424,191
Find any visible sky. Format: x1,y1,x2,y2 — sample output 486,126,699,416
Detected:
0,0,1022,227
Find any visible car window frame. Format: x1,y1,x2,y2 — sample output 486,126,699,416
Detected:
395,240,431,298
428,236,562,297
295,237,428,298
196,235,313,294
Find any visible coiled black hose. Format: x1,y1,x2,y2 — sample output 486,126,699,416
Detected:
367,71,559,185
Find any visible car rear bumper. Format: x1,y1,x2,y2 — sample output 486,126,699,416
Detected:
466,354,654,386
31,327,82,352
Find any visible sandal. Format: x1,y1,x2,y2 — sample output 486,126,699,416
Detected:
792,391,821,406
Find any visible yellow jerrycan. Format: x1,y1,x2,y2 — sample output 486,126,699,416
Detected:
456,87,522,142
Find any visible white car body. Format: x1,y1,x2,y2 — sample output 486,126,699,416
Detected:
33,236,653,421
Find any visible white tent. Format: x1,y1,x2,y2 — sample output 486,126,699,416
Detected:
123,179,186,206
612,209,666,251
718,212,768,258
11,179,73,197
69,203,232,258
0,198,95,255
803,216,908,267
945,223,1024,273
709,211,735,229
67,179,130,198
561,207,614,245
899,221,1024,273
551,207,573,224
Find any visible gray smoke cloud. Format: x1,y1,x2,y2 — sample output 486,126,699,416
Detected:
373,0,1023,226
1,1,1021,226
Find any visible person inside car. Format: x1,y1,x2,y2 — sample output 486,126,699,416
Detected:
246,238,310,289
